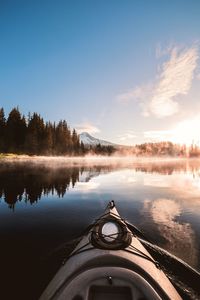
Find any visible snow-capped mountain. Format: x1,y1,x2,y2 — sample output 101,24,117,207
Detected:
79,132,116,147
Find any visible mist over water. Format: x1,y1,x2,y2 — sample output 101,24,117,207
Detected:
0,157,200,299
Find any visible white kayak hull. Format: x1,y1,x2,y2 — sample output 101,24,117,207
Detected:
40,202,182,300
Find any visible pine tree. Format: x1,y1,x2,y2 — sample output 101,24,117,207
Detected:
80,141,86,155
0,108,6,152
6,107,27,153
72,129,80,155
55,121,64,154
62,120,72,154
43,122,53,154
25,113,45,154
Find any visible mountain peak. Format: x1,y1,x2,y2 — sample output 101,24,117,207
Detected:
81,132,93,138
79,132,114,146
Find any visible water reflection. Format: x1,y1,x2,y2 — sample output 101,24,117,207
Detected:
143,198,198,267
0,163,115,209
134,158,200,175
0,158,200,299
1,158,200,209
0,165,76,209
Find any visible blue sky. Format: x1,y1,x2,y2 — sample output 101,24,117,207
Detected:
1,0,200,145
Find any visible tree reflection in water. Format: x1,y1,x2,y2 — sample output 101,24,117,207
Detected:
0,158,200,300
1,158,200,209
0,162,116,209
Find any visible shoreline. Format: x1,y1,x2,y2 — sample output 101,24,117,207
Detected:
0,153,200,163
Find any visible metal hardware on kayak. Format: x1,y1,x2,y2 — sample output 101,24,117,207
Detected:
91,201,132,250
39,201,182,300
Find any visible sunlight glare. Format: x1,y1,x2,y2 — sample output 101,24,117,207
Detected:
171,117,200,146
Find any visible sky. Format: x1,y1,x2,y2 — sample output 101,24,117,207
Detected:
1,0,200,145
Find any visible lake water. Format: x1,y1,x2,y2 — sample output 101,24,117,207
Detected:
0,157,200,299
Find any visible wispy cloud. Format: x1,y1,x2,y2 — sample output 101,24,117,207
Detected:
150,46,199,117
155,42,174,59
117,130,137,142
117,44,199,118
75,122,100,134
117,83,153,104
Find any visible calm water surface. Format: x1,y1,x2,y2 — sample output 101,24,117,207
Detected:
0,157,200,299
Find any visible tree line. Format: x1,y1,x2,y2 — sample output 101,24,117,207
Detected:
2,107,198,157
0,107,115,156
115,141,200,157
134,141,200,157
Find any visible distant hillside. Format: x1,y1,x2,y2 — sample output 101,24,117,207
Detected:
79,133,200,157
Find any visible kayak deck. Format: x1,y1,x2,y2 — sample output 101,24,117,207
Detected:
40,201,182,300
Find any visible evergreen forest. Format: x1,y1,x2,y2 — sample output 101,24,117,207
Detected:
0,107,115,156
1,107,199,158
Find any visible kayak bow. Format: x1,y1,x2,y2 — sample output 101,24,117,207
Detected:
40,201,182,300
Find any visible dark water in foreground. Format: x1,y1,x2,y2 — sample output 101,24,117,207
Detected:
0,157,200,299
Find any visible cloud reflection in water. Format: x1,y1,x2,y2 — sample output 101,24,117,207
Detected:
143,198,198,267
